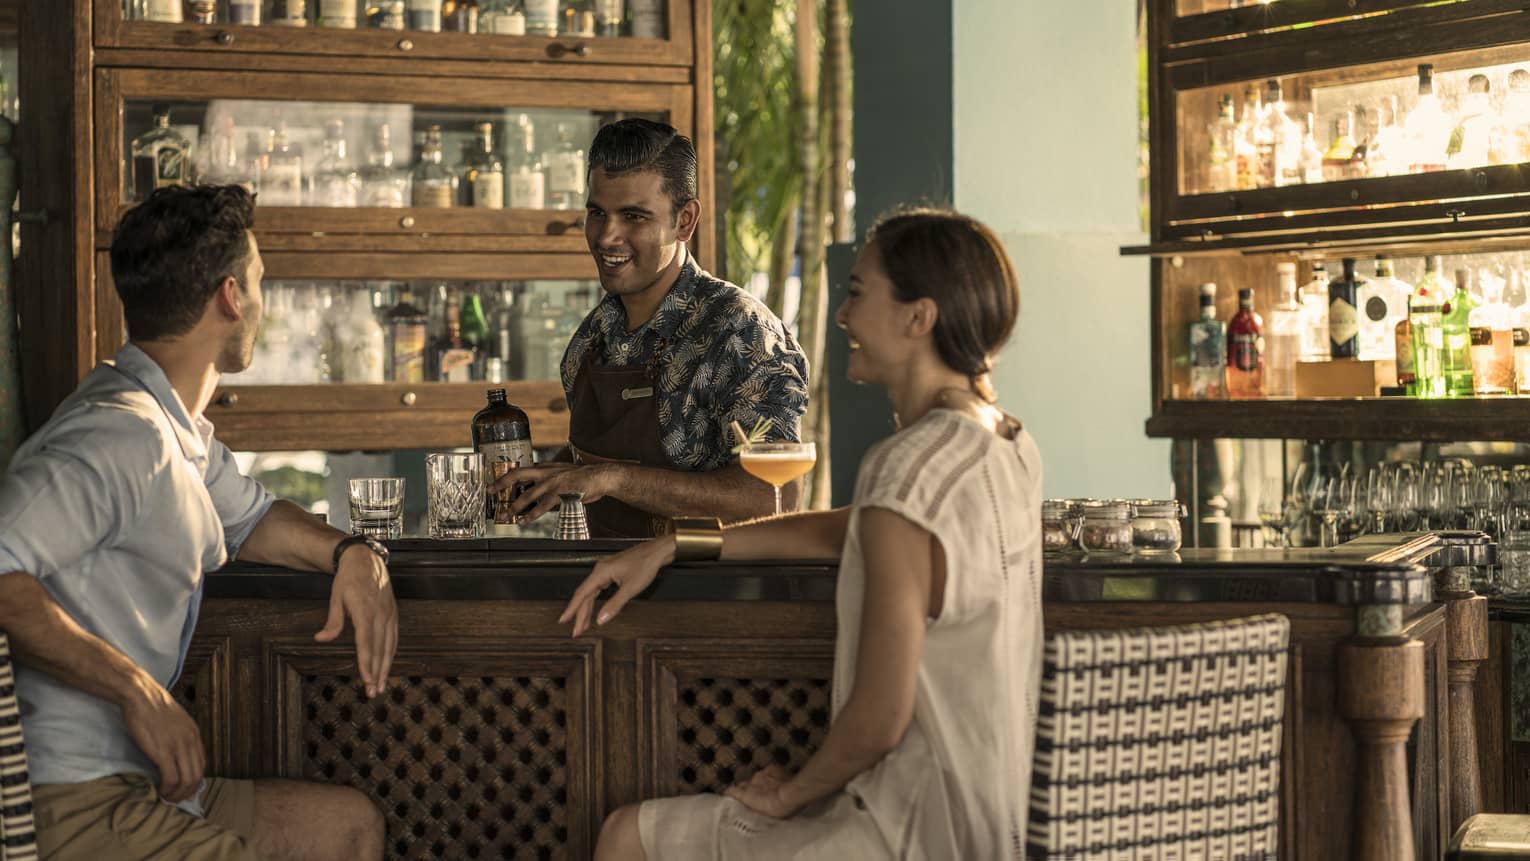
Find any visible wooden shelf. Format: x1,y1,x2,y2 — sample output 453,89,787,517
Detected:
1147,397,1530,441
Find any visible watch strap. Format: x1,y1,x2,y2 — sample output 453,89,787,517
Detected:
332,534,389,574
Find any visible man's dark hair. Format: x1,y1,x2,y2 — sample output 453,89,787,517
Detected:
109,184,256,342
587,119,698,216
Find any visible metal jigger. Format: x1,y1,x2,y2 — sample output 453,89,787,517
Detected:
557,492,591,541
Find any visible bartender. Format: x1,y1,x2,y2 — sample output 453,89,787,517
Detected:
502,119,809,538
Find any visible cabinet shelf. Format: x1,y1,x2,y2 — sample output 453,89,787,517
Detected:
1147,397,1530,441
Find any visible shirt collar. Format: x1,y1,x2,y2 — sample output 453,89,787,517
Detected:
109,343,213,463
595,248,700,345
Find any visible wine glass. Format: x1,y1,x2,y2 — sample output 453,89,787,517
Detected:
1364,466,1391,534
1257,475,1286,548
1286,462,1313,546
1474,465,1506,538
739,442,817,516
1393,464,1421,532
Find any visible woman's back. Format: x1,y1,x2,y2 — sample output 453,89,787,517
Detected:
836,407,1044,860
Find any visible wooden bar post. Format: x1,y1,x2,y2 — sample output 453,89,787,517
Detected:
1440,569,1489,832
1340,637,1425,861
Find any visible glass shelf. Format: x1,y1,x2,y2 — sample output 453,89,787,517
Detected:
220,277,600,386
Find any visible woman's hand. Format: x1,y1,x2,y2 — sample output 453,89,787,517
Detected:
724,765,802,819
559,535,676,636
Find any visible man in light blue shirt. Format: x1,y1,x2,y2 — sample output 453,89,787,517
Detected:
0,185,398,860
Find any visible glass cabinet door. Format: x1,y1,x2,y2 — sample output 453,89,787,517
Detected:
1165,38,1530,237
97,69,690,238
96,0,693,67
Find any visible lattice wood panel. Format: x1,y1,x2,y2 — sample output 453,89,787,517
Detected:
169,637,229,773
673,676,831,793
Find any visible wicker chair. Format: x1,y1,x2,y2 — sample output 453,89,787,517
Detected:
0,634,36,861
1027,614,1290,861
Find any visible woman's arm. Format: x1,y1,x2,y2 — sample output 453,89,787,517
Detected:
559,507,852,636
730,507,936,815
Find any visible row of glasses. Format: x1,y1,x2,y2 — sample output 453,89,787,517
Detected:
347,452,591,540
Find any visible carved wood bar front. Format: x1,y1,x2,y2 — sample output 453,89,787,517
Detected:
180,534,1484,860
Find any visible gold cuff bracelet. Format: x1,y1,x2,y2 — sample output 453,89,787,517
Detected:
671,516,724,562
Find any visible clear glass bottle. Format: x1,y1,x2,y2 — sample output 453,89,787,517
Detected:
373,0,407,28
1405,63,1450,173
1321,112,1362,183
1469,270,1514,395
1443,268,1478,397
410,125,457,208
468,122,505,209
1450,73,1494,170
135,0,184,22
1256,78,1300,188
1362,256,1411,362
1410,256,1448,399
263,123,305,206
1204,94,1236,194
1233,82,1261,191
1227,286,1263,399
360,124,409,208
1299,112,1324,185
507,114,547,209
243,129,271,197
1299,262,1331,362
1367,95,1405,178
546,122,587,210
200,111,244,188
1189,282,1227,400
318,0,359,26
229,0,261,24
443,0,479,31
1328,258,1361,360
311,119,360,207
627,0,663,38
481,0,526,33
1266,261,1301,398
1494,69,1530,165
524,0,559,34
594,0,622,36
336,288,386,383
408,0,443,30
130,104,192,202
271,0,309,25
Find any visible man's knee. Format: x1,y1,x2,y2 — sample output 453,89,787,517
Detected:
336,787,385,859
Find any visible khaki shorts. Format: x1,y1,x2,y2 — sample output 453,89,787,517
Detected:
32,773,259,861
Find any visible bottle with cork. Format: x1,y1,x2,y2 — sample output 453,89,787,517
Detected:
472,389,534,524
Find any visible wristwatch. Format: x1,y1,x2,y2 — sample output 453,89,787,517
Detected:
332,534,390,574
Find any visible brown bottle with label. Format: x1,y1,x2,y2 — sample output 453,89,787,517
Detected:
472,388,534,523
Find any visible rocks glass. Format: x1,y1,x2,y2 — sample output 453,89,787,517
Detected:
426,452,485,539
348,477,405,539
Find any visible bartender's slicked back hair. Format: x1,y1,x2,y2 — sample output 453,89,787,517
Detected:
110,183,256,342
588,118,698,216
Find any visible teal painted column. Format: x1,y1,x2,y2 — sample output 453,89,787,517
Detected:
0,118,22,471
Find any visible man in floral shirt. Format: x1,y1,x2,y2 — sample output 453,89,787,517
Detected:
505,119,809,535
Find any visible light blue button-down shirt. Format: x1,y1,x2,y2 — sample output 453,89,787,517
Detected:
0,344,274,785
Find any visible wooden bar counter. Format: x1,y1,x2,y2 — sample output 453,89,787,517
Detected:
182,533,1489,860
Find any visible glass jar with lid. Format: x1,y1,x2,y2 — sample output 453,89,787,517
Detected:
1042,499,1076,554
1078,501,1133,555
1130,499,1184,554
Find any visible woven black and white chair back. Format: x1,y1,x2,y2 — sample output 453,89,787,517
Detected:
1027,613,1289,861
0,634,36,861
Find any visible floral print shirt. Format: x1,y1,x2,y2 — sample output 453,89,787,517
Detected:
560,252,810,472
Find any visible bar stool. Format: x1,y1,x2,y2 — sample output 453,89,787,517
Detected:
0,633,36,860
1027,613,1289,861
1447,814,1530,859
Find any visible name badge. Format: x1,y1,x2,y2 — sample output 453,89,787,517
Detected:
621,386,655,401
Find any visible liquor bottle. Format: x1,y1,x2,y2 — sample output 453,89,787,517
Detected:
1189,282,1227,400
1227,287,1264,399
229,0,260,24
135,0,184,22
336,289,386,382
1409,257,1447,398
481,0,526,32
1494,69,1530,165
546,122,587,210
1469,270,1514,394
1266,261,1301,397
1395,311,1415,393
628,0,663,37
201,112,244,188
594,0,622,36
1405,64,1450,173
360,124,409,208
312,119,360,207
243,130,270,197
1299,113,1324,185
387,288,428,382
1367,95,1405,177
466,123,505,209
493,284,519,375
263,123,305,206
1299,262,1331,362
1204,95,1236,194
460,292,491,379
411,125,457,208
1442,269,1477,397
1233,83,1261,191
318,0,358,26
561,6,594,37
507,115,547,209
130,105,192,201
472,388,534,524
426,283,453,380
271,0,309,25
443,0,479,31
524,0,559,34
1321,112,1362,183
408,0,442,30
1449,73,1493,170
438,305,476,383
189,0,217,24
1328,258,1361,360
1256,79,1300,188
1361,256,1411,362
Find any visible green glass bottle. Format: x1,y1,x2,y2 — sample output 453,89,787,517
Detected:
1410,256,1447,399
459,292,491,380
1442,268,1478,397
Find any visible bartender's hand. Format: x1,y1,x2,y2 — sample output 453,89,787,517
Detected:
559,534,676,636
499,463,621,524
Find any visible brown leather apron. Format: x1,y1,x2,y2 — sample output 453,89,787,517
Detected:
566,339,676,538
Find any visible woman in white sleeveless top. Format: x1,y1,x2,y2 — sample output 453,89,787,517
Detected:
561,209,1043,860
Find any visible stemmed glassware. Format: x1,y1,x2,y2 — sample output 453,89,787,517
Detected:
1257,475,1286,548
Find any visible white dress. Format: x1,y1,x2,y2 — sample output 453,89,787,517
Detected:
640,409,1044,859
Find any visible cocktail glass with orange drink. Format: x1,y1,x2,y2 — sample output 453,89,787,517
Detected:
739,442,817,516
